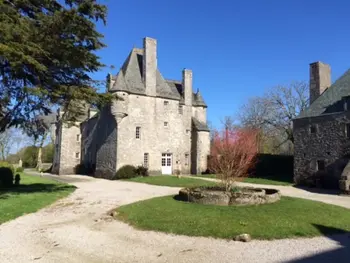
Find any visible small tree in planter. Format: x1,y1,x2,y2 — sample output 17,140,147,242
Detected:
209,127,258,191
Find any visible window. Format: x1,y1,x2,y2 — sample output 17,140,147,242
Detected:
166,157,171,166
164,100,169,106
76,134,80,142
161,154,166,166
185,153,189,166
186,129,190,134
164,122,168,127
309,125,317,134
161,153,172,166
345,101,348,111
317,160,325,171
75,152,80,159
136,126,141,139
346,124,350,139
144,153,149,168
178,105,183,114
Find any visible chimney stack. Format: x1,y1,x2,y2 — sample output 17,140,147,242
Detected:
309,61,331,105
183,69,193,106
143,37,157,97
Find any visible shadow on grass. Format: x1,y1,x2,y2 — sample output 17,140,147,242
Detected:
0,183,76,199
286,224,350,263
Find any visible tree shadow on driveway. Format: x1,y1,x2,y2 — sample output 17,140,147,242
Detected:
286,224,350,263
0,183,76,199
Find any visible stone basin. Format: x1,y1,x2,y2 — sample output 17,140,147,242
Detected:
178,186,281,206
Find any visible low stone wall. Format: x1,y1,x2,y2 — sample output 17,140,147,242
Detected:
179,186,281,206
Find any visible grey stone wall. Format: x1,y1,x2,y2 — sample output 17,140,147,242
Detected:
115,92,192,174
81,116,98,168
52,122,81,174
293,112,350,188
196,131,210,173
93,106,117,179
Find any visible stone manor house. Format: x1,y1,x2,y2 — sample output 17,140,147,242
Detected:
52,37,210,178
293,61,350,190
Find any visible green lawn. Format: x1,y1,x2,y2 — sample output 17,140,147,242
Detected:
117,195,350,240
125,176,217,188
198,174,294,186
0,174,75,224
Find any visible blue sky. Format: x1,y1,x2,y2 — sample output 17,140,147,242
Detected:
93,0,350,128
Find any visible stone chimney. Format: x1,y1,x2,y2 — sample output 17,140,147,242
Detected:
309,61,331,105
143,37,157,97
183,69,193,106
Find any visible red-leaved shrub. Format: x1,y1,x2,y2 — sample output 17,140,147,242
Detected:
209,127,258,191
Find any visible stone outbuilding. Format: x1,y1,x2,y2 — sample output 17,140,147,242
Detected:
293,61,350,192
52,37,210,178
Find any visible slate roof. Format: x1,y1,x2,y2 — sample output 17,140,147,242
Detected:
110,48,207,106
296,69,350,119
192,117,210,132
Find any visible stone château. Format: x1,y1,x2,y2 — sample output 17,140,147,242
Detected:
293,61,350,191
52,37,210,178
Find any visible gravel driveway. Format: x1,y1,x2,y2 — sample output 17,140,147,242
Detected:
1,174,350,263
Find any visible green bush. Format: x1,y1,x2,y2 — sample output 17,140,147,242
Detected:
114,165,137,180
0,166,14,187
22,146,38,168
247,154,294,183
135,165,149,177
0,161,15,175
14,173,21,186
16,167,24,173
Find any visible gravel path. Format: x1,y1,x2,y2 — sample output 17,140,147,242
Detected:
0,174,350,263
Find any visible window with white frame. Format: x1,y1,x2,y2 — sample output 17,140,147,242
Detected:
144,153,149,168
178,105,183,114
76,134,80,142
164,122,168,127
136,126,141,139
164,100,169,106
75,152,80,159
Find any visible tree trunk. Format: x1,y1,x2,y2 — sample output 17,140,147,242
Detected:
36,132,48,171
36,147,42,171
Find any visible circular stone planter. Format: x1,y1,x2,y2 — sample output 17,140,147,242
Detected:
178,186,281,206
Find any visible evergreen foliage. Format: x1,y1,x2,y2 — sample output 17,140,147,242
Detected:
0,0,115,131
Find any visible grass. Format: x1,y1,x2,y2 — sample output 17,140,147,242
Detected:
198,174,294,186
125,175,217,188
0,173,75,224
116,195,350,240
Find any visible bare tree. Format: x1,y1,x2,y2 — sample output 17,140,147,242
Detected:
209,125,258,191
238,81,308,153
